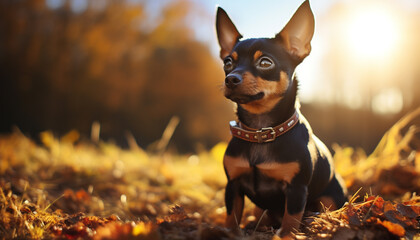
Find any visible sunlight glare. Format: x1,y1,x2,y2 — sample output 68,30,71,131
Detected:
371,88,403,115
346,7,400,60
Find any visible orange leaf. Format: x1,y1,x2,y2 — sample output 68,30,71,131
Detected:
75,189,91,202
383,201,395,212
379,220,405,237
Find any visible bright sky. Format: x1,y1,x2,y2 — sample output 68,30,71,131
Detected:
210,0,332,37
189,0,333,52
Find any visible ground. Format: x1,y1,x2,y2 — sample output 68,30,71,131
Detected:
1,110,420,239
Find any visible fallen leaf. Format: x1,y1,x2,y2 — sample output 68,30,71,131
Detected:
379,220,405,237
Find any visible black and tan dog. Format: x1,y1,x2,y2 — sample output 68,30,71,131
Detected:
216,1,347,238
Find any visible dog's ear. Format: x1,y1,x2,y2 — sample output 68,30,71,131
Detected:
275,0,314,61
216,7,242,59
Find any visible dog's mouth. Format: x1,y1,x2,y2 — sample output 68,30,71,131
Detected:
226,92,264,104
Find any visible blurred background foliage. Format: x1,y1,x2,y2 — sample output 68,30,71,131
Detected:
0,0,419,153
0,0,233,152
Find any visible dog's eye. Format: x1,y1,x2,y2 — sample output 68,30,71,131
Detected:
224,57,234,71
257,57,274,70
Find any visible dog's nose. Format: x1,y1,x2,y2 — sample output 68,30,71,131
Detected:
225,73,242,89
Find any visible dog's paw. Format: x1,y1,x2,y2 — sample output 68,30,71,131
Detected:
273,229,296,240
272,234,295,240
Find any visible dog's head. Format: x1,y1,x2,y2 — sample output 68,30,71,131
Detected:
216,1,314,114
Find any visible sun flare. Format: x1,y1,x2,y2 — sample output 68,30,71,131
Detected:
346,6,400,60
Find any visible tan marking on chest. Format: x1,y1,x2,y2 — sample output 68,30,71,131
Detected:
256,162,300,183
223,156,251,180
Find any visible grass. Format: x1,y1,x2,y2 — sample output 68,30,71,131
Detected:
0,108,420,239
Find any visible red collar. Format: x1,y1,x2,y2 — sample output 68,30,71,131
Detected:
229,111,299,143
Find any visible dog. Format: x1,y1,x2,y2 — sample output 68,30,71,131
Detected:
216,1,347,238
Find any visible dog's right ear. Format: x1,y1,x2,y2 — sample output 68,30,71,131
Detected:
275,0,314,62
216,7,242,59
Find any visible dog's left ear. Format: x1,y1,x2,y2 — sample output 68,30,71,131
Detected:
216,7,242,59
275,0,314,61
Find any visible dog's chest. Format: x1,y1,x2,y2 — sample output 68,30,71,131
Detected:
223,155,300,184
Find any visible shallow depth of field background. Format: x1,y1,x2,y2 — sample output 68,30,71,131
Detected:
1,0,420,153
1,1,420,239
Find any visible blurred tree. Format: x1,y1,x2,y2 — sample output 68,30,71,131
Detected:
0,0,233,152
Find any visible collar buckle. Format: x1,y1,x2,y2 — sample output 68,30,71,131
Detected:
256,127,276,143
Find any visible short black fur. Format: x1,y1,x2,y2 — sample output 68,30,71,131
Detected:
217,1,347,237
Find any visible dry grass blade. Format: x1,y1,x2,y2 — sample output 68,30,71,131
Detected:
43,194,64,211
91,121,101,143
156,116,180,154
253,209,268,235
362,195,379,222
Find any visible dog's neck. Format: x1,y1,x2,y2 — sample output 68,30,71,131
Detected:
236,78,298,130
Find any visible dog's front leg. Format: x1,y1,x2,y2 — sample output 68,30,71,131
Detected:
276,184,307,239
225,180,244,231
